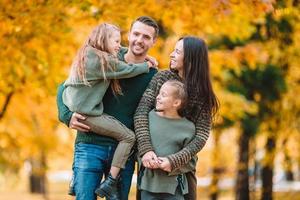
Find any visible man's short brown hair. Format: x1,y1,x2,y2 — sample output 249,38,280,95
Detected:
130,16,159,38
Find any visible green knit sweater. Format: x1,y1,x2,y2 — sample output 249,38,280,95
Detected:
134,70,211,170
57,48,157,146
139,110,195,195
63,47,149,116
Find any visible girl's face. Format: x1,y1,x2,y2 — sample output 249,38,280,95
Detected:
156,83,181,112
107,30,121,56
170,40,184,74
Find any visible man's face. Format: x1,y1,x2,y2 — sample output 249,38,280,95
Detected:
128,21,156,56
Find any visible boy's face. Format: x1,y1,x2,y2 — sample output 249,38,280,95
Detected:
128,21,156,56
156,83,181,112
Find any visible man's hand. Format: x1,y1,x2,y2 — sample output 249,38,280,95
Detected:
69,112,90,132
158,157,172,172
142,151,159,169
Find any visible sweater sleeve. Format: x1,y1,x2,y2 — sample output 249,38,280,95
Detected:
168,155,197,176
85,51,149,81
134,72,161,156
167,109,211,170
56,83,73,126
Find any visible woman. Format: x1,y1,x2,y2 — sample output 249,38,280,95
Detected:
134,36,219,200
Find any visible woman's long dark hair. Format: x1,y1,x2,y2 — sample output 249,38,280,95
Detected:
181,36,219,119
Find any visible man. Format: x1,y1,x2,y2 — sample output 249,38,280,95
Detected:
57,16,159,200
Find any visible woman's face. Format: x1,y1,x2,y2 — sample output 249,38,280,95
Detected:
170,39,184,74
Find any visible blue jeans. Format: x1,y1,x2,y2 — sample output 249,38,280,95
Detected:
73,143,135,200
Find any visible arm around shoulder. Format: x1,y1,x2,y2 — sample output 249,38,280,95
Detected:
167,110,211,170
56,83,73,126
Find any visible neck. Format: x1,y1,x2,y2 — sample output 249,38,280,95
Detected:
156,109,181,119
178,70,183,79
124,50,146,63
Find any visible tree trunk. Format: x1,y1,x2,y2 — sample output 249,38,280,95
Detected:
261,136,276,200
282,138,294,181
28,153,48,199
210,132,223,200
236,132,250,200
249,138,257,200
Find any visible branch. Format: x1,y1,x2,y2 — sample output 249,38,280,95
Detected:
0,91,14,120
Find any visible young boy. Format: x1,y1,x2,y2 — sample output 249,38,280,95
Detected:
138,80,196,200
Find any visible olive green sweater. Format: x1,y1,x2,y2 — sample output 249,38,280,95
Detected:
139,110,195,195
63,47,149,116
57,48,157,146
134,70,211,170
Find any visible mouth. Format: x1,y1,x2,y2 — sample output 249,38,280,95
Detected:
133,43,144,51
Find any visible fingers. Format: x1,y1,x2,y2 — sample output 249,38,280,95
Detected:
70,121,90,132
69,113,90,132
149,159,159,168
74,112,86,120
143,159,159,169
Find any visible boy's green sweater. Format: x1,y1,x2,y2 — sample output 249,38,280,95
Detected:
57,48,157,146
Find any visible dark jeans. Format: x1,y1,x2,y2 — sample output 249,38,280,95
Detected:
141,187,184,200
183,171,197,200
73,143,135,200
137,171,197,200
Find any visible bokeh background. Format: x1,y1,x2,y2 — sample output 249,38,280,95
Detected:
0,0,300,199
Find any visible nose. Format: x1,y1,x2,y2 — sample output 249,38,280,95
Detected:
156,95,160,101
136,35,143,43
170,51,174,58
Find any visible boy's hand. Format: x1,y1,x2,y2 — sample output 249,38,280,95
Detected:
69,112,90,132
158,157,172,172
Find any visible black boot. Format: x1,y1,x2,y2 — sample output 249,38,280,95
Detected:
68,175,75,196
95,174,120,200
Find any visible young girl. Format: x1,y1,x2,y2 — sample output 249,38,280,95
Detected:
138,80,196,200
62,23,155,199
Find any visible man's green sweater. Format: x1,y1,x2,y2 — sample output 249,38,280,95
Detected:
57,48,157,146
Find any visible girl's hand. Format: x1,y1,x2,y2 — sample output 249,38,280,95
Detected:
158,157,172,172
69,112,90,132
145,55,158,69
142,151,160,169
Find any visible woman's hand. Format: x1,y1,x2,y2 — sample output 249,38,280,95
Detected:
142,151,160,169
69,112,90,132
158,157,172,172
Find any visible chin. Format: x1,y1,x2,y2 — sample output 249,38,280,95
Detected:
170,66,177,71
132,51,145,57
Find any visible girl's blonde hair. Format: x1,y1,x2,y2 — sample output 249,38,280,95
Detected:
164,80,187,116
69,23,122,95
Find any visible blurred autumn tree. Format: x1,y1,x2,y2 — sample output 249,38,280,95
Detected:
1,0,299,199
